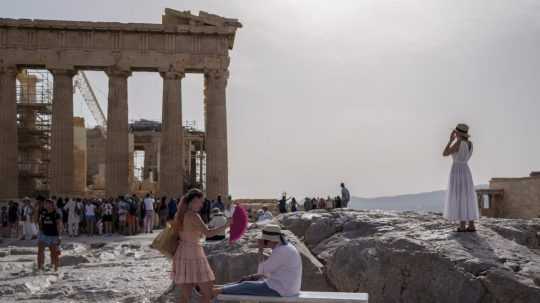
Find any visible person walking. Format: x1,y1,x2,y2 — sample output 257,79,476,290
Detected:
443,123,479,232
341,183,350,208
37,199,62,272
171,189,229,303
143,193,155,233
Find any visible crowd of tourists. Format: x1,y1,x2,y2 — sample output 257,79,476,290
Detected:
0,194,234,240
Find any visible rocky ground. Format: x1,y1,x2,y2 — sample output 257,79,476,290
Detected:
1,209,540,303
281,209,540,303
0,233,174,302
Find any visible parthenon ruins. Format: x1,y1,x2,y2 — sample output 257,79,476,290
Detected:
0,8,242,200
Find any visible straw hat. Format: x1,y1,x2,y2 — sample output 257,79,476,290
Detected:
259,224,283,243
455,123,470,138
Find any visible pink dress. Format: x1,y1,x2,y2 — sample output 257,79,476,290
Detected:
171,224,215,284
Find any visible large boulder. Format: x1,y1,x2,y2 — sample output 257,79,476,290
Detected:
280,210,540,303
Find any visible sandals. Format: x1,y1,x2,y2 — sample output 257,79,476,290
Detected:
466,227,477,232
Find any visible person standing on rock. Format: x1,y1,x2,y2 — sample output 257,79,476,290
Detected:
290,198,298,212
37,199,62,272
171,188,229,303
278,194,290,214
443,123,479,232
213,224,302,298
341,183,350,208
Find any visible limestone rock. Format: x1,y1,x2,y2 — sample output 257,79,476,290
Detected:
59,255,90,267
9,248,36,255
280,210,540,303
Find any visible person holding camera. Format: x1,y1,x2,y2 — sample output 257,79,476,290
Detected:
213,224,302,298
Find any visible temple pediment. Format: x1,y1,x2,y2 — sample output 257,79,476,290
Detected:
162,8,242,28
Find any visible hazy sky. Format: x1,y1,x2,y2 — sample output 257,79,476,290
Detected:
3,1,540,199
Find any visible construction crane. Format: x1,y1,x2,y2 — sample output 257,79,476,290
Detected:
73,71,107,138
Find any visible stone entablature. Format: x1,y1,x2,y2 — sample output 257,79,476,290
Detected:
0,10,241,72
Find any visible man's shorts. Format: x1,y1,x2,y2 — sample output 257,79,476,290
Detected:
38,233,60,246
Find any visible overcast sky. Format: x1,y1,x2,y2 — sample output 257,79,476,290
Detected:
3,0,540,199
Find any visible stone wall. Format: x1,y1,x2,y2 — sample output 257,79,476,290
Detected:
86,127,105,187
490,177,540,219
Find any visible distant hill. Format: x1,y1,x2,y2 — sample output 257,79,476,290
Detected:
350,185,487,212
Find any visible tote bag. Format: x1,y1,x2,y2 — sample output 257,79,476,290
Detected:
151,223,178,259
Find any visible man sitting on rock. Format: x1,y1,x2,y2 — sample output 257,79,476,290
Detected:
213,224,302,298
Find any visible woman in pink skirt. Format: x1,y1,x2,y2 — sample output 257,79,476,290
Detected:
171,189,229,303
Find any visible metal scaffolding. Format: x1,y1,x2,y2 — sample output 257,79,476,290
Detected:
16,69,53,196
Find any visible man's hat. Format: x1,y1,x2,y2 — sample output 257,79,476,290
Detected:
259,224,283,243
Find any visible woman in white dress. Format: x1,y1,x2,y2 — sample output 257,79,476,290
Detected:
443,123,479,232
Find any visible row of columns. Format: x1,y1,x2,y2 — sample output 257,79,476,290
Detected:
0,65,229,200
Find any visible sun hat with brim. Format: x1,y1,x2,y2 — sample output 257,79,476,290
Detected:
455,123,470,138
211,208,222,215
259,224,283,242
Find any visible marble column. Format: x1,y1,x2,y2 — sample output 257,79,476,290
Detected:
49,68,76,196
204,69,229,201
159,70,185,198
0,66,19,199
105,68,131,198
